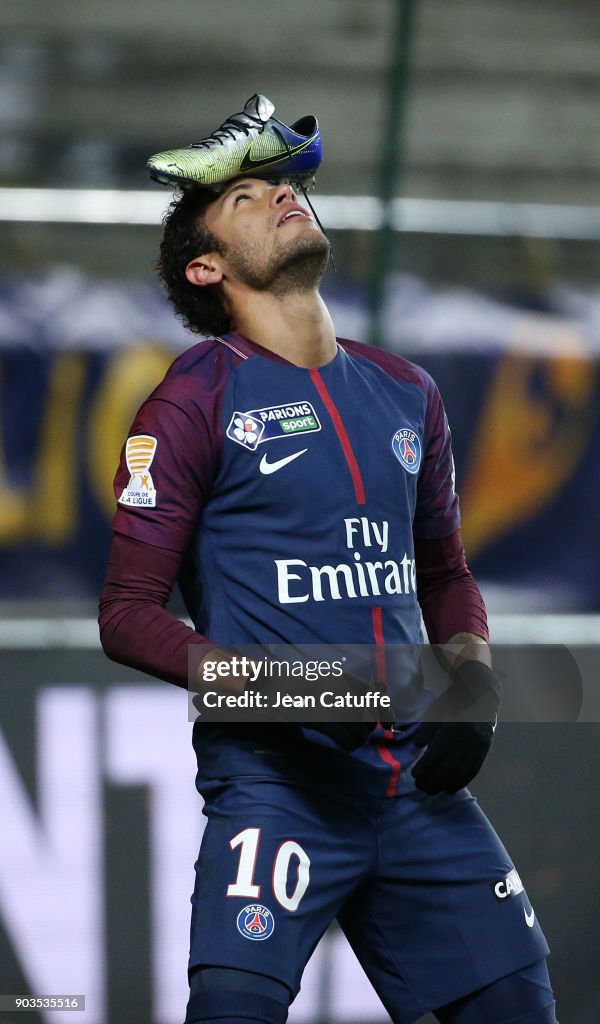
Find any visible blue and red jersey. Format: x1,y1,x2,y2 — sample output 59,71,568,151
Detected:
113,332,459,635
108,331,475,794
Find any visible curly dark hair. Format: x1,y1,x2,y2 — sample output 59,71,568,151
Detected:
156,189,231,337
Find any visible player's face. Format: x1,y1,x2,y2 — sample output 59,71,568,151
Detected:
202,178,330,293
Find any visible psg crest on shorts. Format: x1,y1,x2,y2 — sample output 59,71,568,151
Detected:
391,427,422,475
236,904,275,941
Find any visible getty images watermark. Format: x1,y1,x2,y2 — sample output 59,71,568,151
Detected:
190,647,393,721
187,644,595,724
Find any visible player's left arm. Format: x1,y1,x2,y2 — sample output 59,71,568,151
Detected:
410,377,500,794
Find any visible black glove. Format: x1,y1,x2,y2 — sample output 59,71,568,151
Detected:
411,660,500,795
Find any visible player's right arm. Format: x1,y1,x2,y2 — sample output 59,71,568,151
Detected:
99,531,232,689
98,380,227,690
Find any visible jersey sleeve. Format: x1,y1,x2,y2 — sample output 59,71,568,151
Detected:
112,394,220,554
415,529,489,643
102,341,230,687
413,377,460,540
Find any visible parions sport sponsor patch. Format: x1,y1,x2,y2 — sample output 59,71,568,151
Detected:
227,401,321,451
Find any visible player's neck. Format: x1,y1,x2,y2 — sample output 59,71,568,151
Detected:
231,290,337,368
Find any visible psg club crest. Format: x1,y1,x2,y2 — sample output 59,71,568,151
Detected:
391,427,422,475
236,904,275,941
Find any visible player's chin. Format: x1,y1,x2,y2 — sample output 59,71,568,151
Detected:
279,237,330,286
280,229,330,265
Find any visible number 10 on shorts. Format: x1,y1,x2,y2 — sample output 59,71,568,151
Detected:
226,827,311,912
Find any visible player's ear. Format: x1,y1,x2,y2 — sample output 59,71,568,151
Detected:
185,253,224,287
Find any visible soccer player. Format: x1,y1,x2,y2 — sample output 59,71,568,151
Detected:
99,98,559,1024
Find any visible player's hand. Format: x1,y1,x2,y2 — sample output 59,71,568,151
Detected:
195,646,247,694
411,660,500,795
411,721,495,794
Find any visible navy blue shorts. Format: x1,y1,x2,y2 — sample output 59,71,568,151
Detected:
188,765,549,1022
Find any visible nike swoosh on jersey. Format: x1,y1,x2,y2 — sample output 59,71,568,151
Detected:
259,449,308,475
524,906,535,927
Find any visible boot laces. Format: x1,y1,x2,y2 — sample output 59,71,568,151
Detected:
189,113,265,151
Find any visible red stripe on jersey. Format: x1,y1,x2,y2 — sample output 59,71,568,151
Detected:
371,609,401,795
309,368,366,505
371,606,387,683
377,729,402,797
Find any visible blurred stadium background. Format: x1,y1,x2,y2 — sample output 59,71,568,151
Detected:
0,1,599,1022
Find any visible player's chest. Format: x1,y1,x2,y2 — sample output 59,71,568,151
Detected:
211,359,427,522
